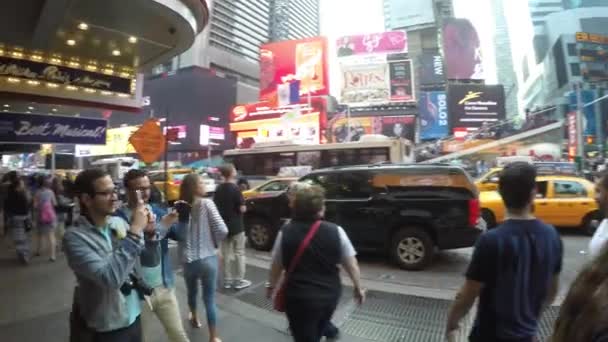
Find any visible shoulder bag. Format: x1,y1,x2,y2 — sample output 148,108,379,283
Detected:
273,220,322,312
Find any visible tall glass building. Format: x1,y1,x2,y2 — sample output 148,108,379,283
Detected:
270,0,320,41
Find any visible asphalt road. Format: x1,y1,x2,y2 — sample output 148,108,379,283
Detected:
247,229,592,303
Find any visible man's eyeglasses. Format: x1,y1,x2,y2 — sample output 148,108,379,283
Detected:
94,188,118,197
130,187,151,192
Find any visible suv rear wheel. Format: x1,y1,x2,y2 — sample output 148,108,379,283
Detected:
582,211,602,236
481,209,497,229
391,227,434,271
246,217,275,251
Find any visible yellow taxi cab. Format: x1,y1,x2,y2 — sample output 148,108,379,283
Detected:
242,177,297,200
480,175,600,235
475,168,502,192
148,168,194,203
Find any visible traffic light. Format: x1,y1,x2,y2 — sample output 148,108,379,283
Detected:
587,136,594,145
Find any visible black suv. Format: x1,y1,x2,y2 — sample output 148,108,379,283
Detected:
244,164,483,270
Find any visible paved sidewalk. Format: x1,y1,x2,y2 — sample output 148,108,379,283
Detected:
0,242,371,342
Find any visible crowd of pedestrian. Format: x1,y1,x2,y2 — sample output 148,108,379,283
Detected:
1,171,75,264
8,159,608,342
42,163,361,342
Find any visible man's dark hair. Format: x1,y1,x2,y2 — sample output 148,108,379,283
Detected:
123,169,148,189
498,162,537,210
74,169,109,197
293,185,325,221
219,164,235,179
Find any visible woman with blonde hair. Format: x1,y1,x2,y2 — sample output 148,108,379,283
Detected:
177,173,228,342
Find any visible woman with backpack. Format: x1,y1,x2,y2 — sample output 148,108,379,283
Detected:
33,175,58,262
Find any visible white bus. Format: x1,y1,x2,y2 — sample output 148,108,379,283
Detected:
91,157,139,181
223,135,415,178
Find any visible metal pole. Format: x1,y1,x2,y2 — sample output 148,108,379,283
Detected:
576,83,585,167
595,88,604,160
164,109,169,205
51,145,56,174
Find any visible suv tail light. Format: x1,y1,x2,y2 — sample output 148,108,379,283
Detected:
468,198,480,227
172,180,182,186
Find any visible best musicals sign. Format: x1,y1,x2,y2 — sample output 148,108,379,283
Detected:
0,112,107,145
259,37,329,102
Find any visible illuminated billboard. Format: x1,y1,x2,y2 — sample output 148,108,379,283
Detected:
443,18,484,80
259,37,329,101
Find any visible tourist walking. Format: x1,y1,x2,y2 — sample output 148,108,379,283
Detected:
33,175,58,261
178,173,228,342
267,185,365,342
446,162,563,342
115,169,189,342
214,164,251,290
5,175,31,264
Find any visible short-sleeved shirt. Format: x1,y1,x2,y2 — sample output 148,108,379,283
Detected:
271,224,356,266
467,219,563,341
213,182,244,236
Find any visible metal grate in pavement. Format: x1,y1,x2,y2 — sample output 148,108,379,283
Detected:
340,291,452,341
538,306,560,341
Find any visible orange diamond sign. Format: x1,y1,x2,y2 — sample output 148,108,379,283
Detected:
129,119,166,163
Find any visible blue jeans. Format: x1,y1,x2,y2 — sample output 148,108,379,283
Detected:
184,256,218,327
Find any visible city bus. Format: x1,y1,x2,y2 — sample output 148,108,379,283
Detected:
223,135,415,180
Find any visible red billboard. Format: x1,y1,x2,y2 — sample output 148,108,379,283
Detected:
259,37,329,102
443,18,484,80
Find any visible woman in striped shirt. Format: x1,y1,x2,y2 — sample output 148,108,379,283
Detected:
178,173,228,342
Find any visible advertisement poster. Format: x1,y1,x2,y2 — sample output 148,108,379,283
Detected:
379,116,416,141
76,126,137,157
419,91,449,140
448,84,505,129
568,112,577,157
336,31,408,57
419,50,445,85
0,112,107,145
341,63,390,105
163,125,187,139
387,0,435,29
259,37,329,101
568,89,597,136
388,60,414,102
327,117,374,143
443,18,484,80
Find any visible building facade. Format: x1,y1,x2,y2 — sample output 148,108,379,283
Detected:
159,0,320,104
270,0,320,41
491,0,519,118
519,7,608,117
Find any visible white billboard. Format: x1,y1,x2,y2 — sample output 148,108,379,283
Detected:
388,0,436,29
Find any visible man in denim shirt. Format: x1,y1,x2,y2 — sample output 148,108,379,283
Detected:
64,169,148,342
115,170,187,342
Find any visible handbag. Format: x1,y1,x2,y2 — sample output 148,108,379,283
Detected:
273,220,322,312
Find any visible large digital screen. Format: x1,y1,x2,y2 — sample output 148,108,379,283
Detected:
259,37,329,102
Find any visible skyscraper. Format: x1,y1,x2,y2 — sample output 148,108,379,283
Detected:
529,0,565,62
270,0,320,41
491,0,519,117
156,0,320,103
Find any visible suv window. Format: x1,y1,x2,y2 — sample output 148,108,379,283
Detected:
553,181,586,198
536,181,548,198
336,172,374,199
301,172,373,199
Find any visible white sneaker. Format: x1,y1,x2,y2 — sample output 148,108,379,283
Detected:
234,279,252,290
223,280,233,289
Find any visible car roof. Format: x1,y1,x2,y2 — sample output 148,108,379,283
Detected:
311,163,467,174
537,175,591,182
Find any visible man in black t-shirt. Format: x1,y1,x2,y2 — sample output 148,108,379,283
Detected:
446,162,562,342
213,164,251,290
